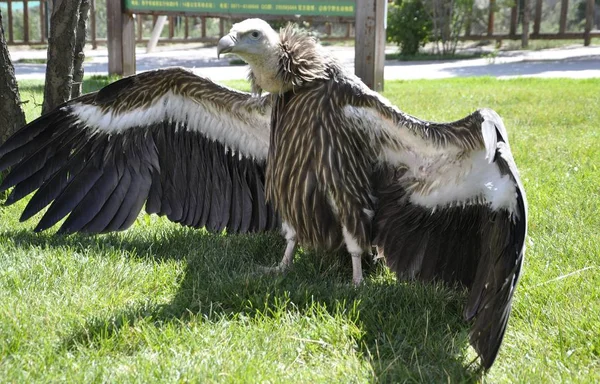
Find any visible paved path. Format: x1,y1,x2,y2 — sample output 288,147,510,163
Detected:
10,44,600,81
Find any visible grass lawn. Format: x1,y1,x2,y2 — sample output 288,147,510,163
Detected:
1,76,599,382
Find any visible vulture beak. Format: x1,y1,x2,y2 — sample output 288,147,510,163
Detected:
217,34,237,58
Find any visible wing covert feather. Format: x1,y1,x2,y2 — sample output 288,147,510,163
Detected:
356,91,527,369
0,68,278,234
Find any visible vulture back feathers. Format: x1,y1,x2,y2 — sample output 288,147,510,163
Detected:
0,19,526,370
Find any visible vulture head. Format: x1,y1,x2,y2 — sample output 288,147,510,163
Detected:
217,18,332,94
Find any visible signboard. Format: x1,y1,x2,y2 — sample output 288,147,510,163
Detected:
124,0,355,17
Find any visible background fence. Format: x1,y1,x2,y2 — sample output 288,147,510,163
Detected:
0,0,598,47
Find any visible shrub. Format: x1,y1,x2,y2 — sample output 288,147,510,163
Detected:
425,0,474,55
387,0,433,56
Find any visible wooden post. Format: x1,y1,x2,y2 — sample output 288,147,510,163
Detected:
40,0,46,43
509,4,518,37
107,0,135,76
559,0,568,34
107,0,122,74
487,0,495,37
168,16,174,38
23,0,29,43
90,0,97,49
355,0,385,91
184,16,189,39
584,0,594,46
201,16,206,38
122,13,135,76
533,0,542,35
522,0,530,48
7,0,14,43
464,4,473,38
137,14,143,41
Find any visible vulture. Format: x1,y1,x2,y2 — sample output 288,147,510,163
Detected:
0,19,526,370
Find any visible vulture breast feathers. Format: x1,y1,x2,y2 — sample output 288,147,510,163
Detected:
0,19,527,370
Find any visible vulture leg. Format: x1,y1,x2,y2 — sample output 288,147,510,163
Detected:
276,221,297,271
260,222,296,274
277,236,297,272
343,226,364,286
351,253,363,286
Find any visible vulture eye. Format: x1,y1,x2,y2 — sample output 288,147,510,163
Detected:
250,31,261,39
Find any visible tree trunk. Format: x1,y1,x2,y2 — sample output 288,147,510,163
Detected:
42,0,81,115
0,10,27,147
71,0,90,99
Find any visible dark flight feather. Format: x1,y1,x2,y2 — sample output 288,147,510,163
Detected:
0,68,277,236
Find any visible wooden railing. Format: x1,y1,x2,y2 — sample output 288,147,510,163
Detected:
0,0,598,47
0,0,47,44
89,13,354,48
90,15,229,49
0,0,353,46
464,0,599,46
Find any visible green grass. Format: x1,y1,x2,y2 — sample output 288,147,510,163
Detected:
385,51,490,61
388,38,600,62
1,77,599,382
498,38,600,51
14,58,49,65
15,57,94,64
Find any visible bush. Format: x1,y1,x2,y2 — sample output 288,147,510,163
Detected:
426,0,474,55
387,0,433,56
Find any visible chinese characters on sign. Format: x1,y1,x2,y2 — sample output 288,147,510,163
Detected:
125,0,355,17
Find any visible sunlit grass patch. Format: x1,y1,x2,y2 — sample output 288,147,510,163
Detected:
1,76,598,382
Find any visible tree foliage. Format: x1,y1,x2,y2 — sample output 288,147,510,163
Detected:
425,0,474,55
575,0,600,28
387,0,432,56
387,0,474,56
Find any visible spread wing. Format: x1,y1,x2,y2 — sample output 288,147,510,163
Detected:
0,68,278,234
348,90,527,369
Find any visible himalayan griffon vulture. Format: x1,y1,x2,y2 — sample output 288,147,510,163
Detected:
0,19,527,370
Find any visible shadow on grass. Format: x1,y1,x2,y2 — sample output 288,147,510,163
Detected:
2,227,482,382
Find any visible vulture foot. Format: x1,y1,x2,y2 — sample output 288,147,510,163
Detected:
257,237,296,275
257,262,291,275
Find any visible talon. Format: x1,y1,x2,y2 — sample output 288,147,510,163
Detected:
257,234,296,276
258,262,291,275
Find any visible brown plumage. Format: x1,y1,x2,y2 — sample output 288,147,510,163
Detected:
0,19,526,370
